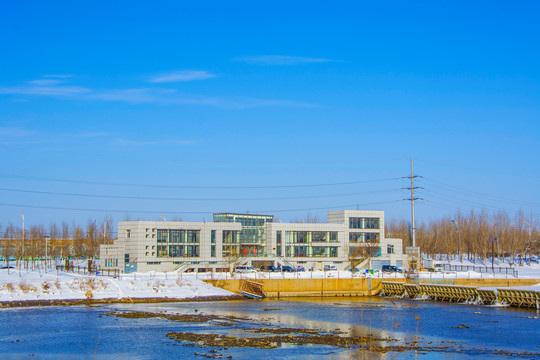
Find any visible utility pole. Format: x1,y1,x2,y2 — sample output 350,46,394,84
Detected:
404,158,423,247
402,158,423,277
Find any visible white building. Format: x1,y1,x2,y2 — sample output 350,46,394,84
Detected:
100,210,408,273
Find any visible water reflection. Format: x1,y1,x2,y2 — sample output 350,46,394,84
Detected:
0,297,537,360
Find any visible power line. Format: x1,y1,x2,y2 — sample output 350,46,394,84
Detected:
0,200,402,215
423,177,540,207
0,187,403,201
0,173,402,189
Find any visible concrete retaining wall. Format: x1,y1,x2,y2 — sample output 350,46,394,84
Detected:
205,278,383,297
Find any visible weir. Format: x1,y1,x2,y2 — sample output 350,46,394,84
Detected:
205,278,381,298
381,281,540,309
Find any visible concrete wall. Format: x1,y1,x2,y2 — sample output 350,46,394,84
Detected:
205,278,383,297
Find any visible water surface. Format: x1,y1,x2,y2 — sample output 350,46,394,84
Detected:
0,297,538,359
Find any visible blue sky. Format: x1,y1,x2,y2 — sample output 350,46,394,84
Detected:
0,1,539,230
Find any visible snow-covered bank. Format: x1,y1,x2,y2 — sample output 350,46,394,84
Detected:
0,268,234,303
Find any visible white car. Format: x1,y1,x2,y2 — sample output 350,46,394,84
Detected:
234,266,258,274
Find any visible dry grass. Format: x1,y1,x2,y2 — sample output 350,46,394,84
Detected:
18,280,37,293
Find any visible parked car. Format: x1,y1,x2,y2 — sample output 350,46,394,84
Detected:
323,264,338,271
296,266,305,272
261,265,278,272
234,266,257,274
382,265,402,273
280,265,295,272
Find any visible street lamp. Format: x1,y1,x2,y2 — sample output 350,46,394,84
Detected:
104,218,111,243
522,221,532,264
522,220,532,238
44,235,50,267
451,220,462,263
19,213,24,267
160,215,167,222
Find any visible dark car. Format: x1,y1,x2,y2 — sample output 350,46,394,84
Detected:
280,265,295,272
382,265,402,273
262,265,278,272
296,266,305,272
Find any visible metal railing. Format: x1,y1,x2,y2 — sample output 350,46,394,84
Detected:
56,264,120,278
442,264,518,277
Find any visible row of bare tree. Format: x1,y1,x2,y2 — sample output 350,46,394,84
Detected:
386,210,539,265
0,219,115,266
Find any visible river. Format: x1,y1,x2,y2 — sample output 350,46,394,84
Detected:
0,297,538,359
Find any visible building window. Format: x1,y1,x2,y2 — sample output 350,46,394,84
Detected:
211,230,216,244
365,218,380,229
387,244,394,254
366,233,379,243
276,231,282,244
349,217,380,229
211,245,216,257
126,230,131,238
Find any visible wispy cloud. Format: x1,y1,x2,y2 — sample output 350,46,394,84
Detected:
72,132,114,138
28,79,65,86
148,70,216,83
115,139,194,146
0,126,36,137
0,77,318,109
0,77,89,97
235,55,337,65
43,74,73,78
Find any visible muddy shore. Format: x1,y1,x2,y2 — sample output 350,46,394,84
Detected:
0,294,243,308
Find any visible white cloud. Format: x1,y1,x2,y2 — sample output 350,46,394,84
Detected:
0,126,36,137
148,70,216,83
28,79,65,86
43,74,73,78
0,77,90,97
0,77,318,109
115,139,194,146
235,55,337,65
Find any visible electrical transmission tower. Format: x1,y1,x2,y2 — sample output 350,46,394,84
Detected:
403,158,423,247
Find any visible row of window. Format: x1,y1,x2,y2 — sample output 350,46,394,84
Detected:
156,229,200,244
157,245,200,258
283,246,339,258
349,232,379,243
349,217,380,229
348,245,382,257
284,231,338,244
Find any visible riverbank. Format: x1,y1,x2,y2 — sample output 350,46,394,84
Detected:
0,294,243,308
0,267,236,304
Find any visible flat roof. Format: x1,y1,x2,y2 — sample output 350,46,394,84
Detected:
213,213,274,218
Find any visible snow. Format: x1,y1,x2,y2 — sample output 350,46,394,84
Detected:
0,259,538,302
0,266,233,302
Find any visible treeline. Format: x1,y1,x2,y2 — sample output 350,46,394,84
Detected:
386,210,539,265
0,219,114,265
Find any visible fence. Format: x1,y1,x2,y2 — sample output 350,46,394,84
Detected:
56,264,120,278
442,264,518,277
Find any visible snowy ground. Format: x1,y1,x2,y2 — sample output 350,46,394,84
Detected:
0,258,538,302
0,266,233,302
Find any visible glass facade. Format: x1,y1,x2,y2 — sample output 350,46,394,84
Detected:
284,231,339,258
211,230,216,257
349,245,382,257
349,217,380,229
285,231,338,244
349,232,379,243
214,213,274,257
156,229,200,258
222,230,240,257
